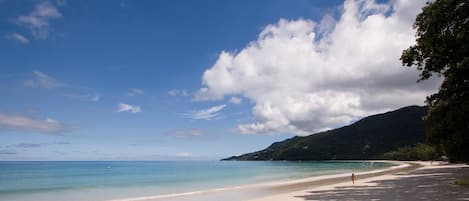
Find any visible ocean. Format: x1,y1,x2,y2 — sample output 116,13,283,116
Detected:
0,161,393,201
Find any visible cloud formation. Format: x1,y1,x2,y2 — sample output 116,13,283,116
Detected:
167,129,206,138
229,97,242,104
5,32,30,44
117,103,141,113
24,70,64,89
128,88,144,96
196,0,439,135
23,70,100,102
61,92,101,102
15,1,62,39
183,104,226,120
168,89,189,97
0,113,66,134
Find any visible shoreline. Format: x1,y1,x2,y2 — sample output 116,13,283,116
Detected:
247,161,469,201
107,160,414,201
262,160,417,194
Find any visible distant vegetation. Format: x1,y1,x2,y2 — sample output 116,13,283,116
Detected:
381,143,441,161
224,106,428,161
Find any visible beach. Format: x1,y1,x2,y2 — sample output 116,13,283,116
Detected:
247,161,469,201
2,161,468,201
102,161,446,201
0,161,392,201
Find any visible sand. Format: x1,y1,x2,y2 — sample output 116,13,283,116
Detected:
105,161,469,201
246,161,469,201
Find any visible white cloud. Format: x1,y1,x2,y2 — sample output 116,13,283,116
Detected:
229,97,242,104
5,32,29,44
24,70,64,89
167,128,205,138
168,89,179,96
23,70,100,102
117,103,141,113
15,1,62,39
196,0,439,135
128,88,144,96
183,104,226,120
0,113,66,134
61,92,100,102
168,89,189,96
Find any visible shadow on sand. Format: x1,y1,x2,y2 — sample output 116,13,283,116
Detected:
295,166,469,201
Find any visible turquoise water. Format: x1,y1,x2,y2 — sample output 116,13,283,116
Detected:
0,161,392,201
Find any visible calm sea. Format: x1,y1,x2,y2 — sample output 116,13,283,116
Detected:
0,161,392,201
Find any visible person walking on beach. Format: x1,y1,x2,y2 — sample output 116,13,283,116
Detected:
352,173,355,184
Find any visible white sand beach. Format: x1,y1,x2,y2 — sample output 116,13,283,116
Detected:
247,162,469,201
107,161,469,201
104,161,413,201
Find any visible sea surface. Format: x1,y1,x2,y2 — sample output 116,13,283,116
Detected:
0,161,393,201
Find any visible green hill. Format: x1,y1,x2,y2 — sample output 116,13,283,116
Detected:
223,105,428,161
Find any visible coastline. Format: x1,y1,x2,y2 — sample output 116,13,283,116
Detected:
259,160,417,193
106,160,414,201
247,161,469,201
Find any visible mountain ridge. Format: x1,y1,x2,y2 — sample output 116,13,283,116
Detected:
223,105,427,161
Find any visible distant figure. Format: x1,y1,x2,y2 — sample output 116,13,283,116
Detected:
352,173,356,184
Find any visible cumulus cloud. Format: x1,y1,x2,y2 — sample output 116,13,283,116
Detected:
183,104,226,120
0,113,66,134
15,1,62,39
117,103,141,113
5,32,30,44
128,88,144,96
196,0,440,135
167,128,206,138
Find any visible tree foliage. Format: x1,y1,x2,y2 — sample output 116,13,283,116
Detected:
401,0,469,162
381,143,441,161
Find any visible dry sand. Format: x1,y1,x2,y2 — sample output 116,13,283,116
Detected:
246,161,469,201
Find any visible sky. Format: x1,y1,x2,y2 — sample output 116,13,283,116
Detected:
0,0,440,160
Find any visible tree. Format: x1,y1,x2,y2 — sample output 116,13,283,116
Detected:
401,0,469,162
381,143,440,161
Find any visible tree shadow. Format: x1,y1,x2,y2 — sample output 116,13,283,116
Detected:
295,166,469,201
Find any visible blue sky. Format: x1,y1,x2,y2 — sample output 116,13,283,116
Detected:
0,0,437,160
